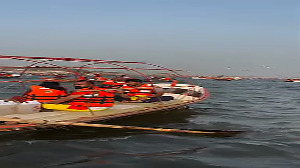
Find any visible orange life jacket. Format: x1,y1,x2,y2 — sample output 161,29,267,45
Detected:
67,88,114,110
25,85,67,102
171,80,177,87
113,81,125,87
121,84,155,97
102,80,114,85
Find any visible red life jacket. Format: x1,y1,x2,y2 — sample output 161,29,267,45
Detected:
102,80,125,89
164,77,171,81
113,81,125,87
102,80,114,85
94,77,107,81
25,85,67,102
67,88,114,110
171,80,177,87
122,84,155,97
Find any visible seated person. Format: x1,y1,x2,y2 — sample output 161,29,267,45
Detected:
42,80,114,111
100,76,126,89
93,74,107,82
115,78,173,103
9,82,67,103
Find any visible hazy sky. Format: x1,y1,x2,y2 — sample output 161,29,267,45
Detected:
1,0,299,77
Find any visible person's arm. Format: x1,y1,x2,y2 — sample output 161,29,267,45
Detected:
153,86,164,97
7,89,32,102
115,89,130,98
46,94,82,104
137,86,164,101
22,89,31,96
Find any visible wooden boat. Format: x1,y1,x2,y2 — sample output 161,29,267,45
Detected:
0,55,242,135
214,76,242,81
215,77,234,81
191,76,202,80
192,76,218,80
0,72,20,78
285,78,300,82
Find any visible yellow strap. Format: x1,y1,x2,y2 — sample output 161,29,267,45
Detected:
42,104,109,112
130,95,149,101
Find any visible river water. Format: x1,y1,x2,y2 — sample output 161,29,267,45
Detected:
0,79,299,168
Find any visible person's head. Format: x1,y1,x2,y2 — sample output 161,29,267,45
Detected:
74,80,94,89
125,78,143,87
40,82,61,90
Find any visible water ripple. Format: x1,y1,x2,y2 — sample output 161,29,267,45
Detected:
0,80,300,167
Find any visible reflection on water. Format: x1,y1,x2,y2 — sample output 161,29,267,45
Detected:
0,79,300,168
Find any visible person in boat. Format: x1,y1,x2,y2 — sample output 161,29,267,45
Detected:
8,82,67,103
93,74,107,82
100,75,127,89
115,78,173,102
161,77,172,82
43,80,114,111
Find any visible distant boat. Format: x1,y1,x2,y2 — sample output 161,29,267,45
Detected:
215,77,234,81
191,76,203,80
214,76,242,81
0,72,20,78
285,79,300,83
192,76,216,80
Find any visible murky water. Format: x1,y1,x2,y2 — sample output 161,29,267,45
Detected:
0,79,299,168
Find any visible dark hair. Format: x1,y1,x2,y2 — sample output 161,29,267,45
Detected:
39,82,64,90
87,80,95,85
76,80,94,85
76,80,87,82
125,78,142,83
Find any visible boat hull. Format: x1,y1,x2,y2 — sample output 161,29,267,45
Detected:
0,86,209,130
